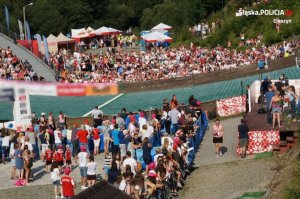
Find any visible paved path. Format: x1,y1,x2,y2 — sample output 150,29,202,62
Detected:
179,117,275,199
197,116,252,166
0,153,105,190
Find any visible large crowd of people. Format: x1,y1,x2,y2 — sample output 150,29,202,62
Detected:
50,39,299,83
0,95,208,199
0,47,44,81
1,37,299,83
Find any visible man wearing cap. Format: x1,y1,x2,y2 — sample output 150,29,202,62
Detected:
61,167,75,198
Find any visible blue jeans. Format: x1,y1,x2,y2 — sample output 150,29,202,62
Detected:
170,123,180,135
267,107,272,124
79,142,90,155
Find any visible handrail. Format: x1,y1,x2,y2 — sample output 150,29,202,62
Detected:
0,23,56,76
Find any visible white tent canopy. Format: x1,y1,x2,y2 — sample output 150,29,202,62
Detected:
141,31,173,43
47,34,59,43
86,27,95,34
56,33,75,43
92,26,121,35
151,23,172,31
71,28,90,39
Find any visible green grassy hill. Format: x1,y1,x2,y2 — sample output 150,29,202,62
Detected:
177,0,300,48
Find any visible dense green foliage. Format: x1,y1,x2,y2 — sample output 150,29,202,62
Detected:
197,0,300,48
0,0,299,48
0,0,226,36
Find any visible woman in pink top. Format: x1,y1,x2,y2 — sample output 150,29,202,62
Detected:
212,119,224,158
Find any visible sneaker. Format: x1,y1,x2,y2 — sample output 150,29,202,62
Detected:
219,151,223,157
177,182,182,188
217,155,220,158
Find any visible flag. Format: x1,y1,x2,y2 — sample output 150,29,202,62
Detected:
25,21,31,40
35,34,42,53
18,20,24,40
42,35,50,60
4,6,10,29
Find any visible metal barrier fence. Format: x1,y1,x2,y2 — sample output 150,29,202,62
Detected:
0,23,19,42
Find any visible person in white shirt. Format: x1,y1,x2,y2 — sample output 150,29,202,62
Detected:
50,162,62,199
2,132,10,164
86,156,97,187
122,151,137,175
76,146,89,190
91,106,103,119
21,136,33,152
138,112,147,130
54,127,63,148
119,172,132,195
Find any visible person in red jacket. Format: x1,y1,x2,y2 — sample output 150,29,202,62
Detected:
65,145,72,167
45,145,53,173
56,146,64,171
61,167,75,199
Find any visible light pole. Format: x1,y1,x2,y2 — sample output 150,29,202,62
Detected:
23,2,33,40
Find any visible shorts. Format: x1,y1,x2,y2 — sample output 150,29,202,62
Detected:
272,107,282,113
46,160,52,166
239,138,248,148
11,159,16,167
41,144,48,153
213,137,223,144
87,175,96,180
66,160,72,164
53,180,61,186
2,146,8,156
119,144,126,157
56,161,64,166
93,139,100,147
79,167,87,177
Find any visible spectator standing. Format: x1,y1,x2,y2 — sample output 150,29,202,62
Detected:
238,119,249,158
61,167,75,199
169,106,180,135
50,162,62,199
54,127,63,149
122,151,137,175
212,119,224,158
91,106,103,128
2,131,10,164
76,146,89,190
265,86,275,125
76,125,90,155
86,156,97,187
270,91,283,128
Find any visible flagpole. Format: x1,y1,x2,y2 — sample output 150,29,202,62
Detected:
23,2,33,41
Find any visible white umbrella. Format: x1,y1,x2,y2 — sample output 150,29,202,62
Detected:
92,26,121,35
151,23,172,31
141,31,173,43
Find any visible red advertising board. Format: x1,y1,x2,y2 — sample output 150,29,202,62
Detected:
56,84,86,96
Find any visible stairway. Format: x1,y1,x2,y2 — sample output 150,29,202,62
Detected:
0,33,56,81
272,131,299,155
